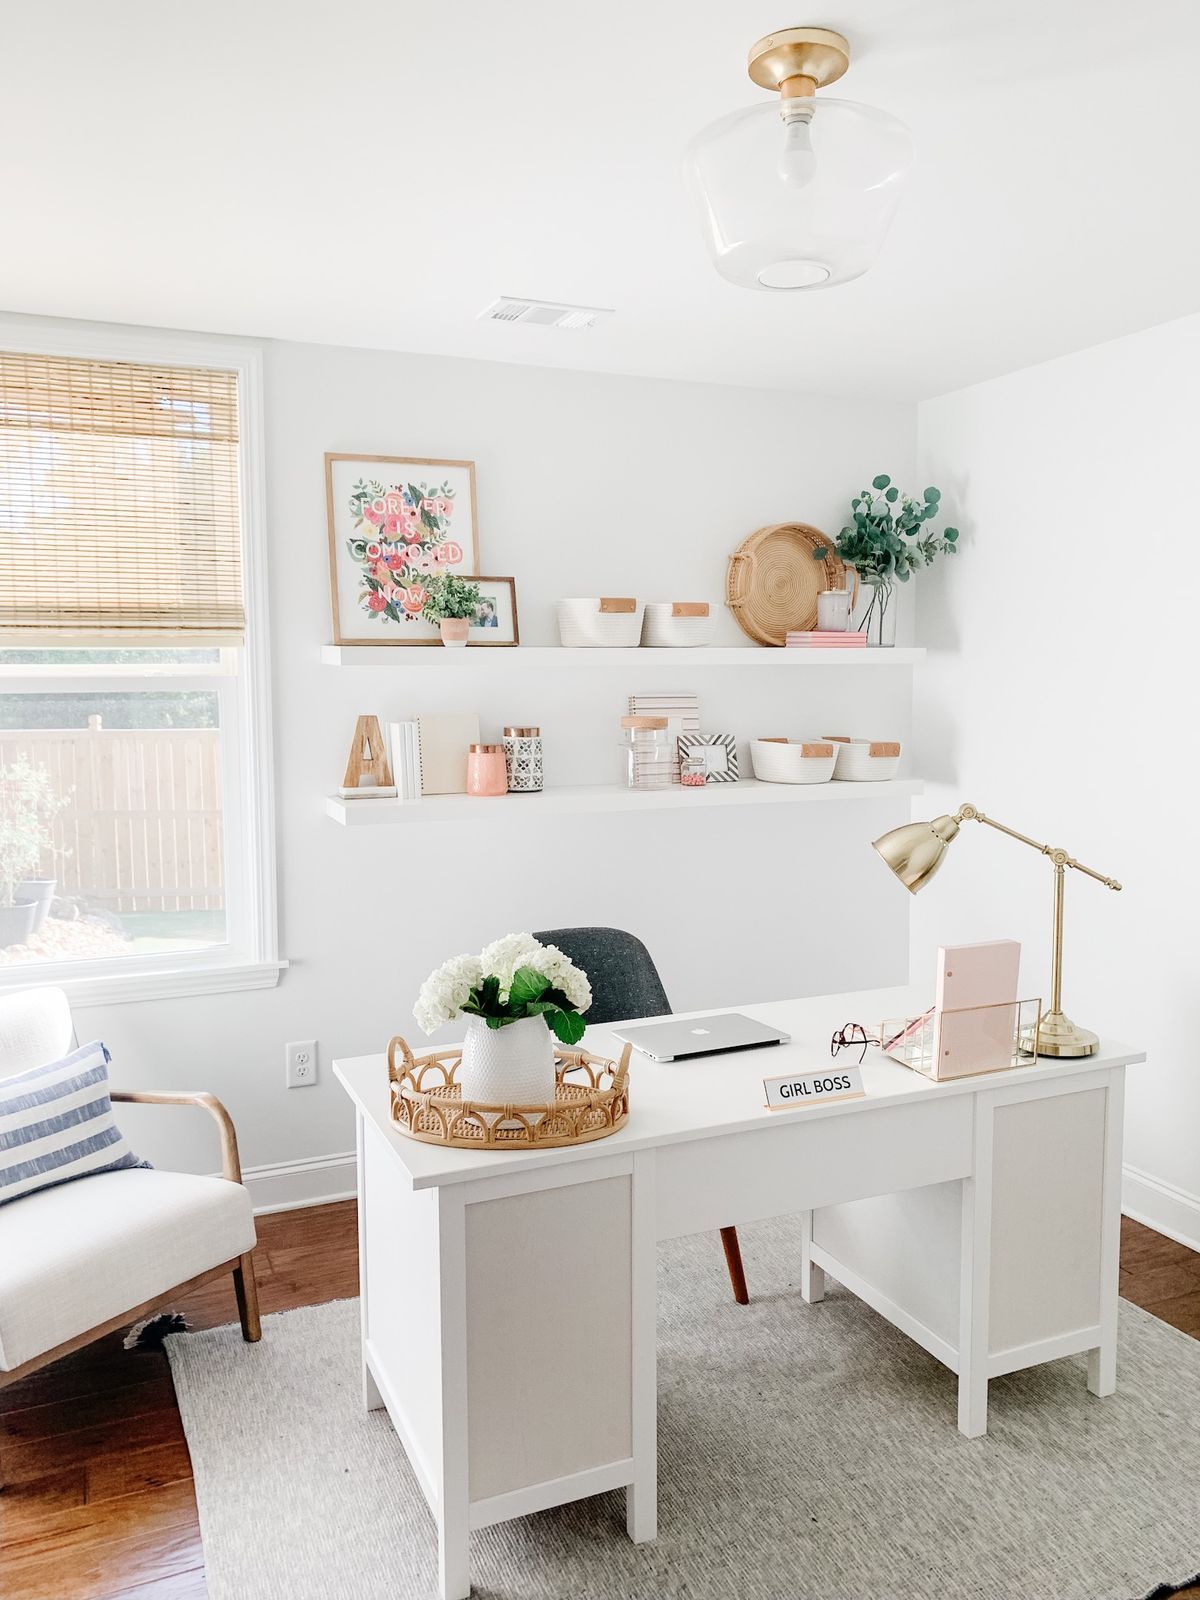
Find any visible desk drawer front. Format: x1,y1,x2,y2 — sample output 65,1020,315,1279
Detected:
655,1096,972,1241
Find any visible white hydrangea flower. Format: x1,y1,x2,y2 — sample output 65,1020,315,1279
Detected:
413,951,483,1035
415,935,592,1037
534,941,592,1011
478,931,544,1002
477,932,591,1013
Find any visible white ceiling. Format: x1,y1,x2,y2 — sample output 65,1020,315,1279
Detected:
4,0,1199,400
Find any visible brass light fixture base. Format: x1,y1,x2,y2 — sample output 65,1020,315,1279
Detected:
1032,1009,1101,1060
747,27,850,95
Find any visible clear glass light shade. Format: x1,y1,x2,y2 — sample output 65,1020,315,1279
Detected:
686,97,913,290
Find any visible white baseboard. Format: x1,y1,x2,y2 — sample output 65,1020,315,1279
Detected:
1123,1163,1200,1253
240,1150,357,1215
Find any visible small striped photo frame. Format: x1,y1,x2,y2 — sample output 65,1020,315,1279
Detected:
678,732,738,783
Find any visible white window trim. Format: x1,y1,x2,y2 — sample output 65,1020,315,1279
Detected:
0,316,284,1007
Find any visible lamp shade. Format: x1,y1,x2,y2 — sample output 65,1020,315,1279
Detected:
685,97,912,290
872,815,960,893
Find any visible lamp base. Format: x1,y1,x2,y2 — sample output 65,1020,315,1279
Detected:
1032,1009,1100,1059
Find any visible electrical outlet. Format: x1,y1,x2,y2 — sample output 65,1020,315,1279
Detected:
285,1039,318,1088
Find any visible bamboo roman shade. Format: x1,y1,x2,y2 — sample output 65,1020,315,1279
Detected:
0,351,244,641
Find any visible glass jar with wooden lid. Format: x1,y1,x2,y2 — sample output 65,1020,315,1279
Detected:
619,715,672,790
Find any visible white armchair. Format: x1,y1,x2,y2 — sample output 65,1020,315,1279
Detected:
0,986,260,1385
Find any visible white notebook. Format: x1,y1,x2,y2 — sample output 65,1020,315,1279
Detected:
387,721,423,802
416,713,480,796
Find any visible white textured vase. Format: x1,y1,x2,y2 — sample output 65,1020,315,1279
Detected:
458,1014,556,1106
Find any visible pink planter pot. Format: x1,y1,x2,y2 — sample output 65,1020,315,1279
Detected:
439,618,470,647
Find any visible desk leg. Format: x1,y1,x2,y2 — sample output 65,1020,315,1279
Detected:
355,1111,384,1413
957,1100,994,1439
799,1211,825,1305
436,1187,471,1600
626,1150,658,1544
1088,1069,1125,1399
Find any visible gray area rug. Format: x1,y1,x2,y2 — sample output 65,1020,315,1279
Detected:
166,1217,1200,1600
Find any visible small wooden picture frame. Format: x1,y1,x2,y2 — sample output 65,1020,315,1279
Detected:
465,576,519,647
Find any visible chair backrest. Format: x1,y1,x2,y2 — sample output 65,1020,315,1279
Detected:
532,928,671,1026
0,987,74,1080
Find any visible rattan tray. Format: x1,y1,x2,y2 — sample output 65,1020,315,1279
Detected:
726,522,853,645
387,1036,632,1150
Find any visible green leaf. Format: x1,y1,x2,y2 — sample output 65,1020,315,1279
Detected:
812,546,829,561
924,486,941,503
885,486,898,503
508,965,550,1008
944,527,959,541
547,1007,587,1046
871,474,891,490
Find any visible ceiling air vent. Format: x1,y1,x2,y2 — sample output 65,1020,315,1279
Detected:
479,297,613,330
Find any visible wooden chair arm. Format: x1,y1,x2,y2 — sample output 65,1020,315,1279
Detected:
110,1090,244,1184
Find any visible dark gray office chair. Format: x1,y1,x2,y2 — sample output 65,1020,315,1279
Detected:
534,926,750,1305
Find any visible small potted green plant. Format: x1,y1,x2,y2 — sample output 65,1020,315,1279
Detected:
0,759,62,948
421,572,484,647
815,475,959,646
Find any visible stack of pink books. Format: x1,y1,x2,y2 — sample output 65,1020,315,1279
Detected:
785,631,867,647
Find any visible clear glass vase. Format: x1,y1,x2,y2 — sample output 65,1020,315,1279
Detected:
852,577,897,647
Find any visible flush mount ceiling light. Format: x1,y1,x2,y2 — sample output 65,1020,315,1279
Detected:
686,26,913,291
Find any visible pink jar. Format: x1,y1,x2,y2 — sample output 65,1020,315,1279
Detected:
467,743,508,797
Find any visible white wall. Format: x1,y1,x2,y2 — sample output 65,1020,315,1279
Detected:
915,313,1199,1246
69,337,917,1199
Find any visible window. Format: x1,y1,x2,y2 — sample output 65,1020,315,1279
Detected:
0,329,279,1002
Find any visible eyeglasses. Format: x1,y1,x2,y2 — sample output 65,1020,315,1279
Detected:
830,1022,879,1065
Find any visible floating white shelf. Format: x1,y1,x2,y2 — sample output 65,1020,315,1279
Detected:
320,644,925,669
326,777,924,827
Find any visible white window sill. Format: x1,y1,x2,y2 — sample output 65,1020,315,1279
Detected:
0,957,288,1009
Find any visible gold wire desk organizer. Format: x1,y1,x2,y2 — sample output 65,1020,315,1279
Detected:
880,998,1043,1082
387,1036,632,1150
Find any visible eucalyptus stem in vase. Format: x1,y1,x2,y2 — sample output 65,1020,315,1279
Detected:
815,475,959,646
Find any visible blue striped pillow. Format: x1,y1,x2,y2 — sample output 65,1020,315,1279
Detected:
0,1041,150,1206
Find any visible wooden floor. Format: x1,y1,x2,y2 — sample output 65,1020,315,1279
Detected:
2,1203,1198,1599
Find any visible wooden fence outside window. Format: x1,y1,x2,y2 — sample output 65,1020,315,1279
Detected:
0,719,224,913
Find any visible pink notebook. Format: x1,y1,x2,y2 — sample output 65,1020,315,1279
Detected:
934,940,1021,1078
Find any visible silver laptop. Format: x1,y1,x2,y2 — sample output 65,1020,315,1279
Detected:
612,1012,790,1062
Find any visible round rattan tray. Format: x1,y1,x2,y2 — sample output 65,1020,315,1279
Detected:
726,522,854,646
387,1036,631,1151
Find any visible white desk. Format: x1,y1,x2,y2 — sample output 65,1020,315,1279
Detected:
334,985,1144,1600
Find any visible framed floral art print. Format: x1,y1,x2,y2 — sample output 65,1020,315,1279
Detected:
325,453,479,644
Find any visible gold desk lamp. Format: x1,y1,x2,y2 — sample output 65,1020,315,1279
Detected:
872,804,1122,1059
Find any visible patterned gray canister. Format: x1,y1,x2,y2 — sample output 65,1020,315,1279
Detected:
503,726,543,793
